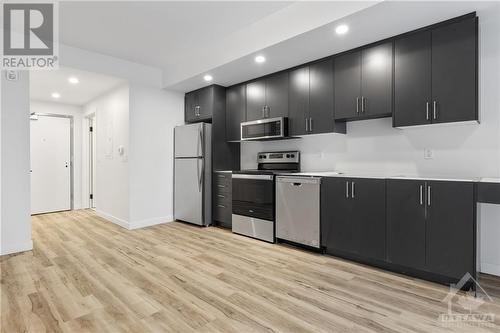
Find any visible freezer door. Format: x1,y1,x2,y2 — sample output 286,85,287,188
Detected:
174,158,203,225
174,123,203,158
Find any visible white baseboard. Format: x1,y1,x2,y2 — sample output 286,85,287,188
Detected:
95,210,129,229
480,263,500,277
95,210,173,230
1,240,33,256
129,215,173,230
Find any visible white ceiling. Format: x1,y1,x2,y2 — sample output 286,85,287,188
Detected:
57,1,493,93
30,67,125,105
59,1,379,90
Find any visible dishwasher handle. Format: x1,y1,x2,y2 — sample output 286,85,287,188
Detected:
276,176,321,185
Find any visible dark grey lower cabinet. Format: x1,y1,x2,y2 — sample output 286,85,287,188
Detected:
321,177,386,261
387,179,475,282
425,181,475,279
387,180,427,270
213,172,232,228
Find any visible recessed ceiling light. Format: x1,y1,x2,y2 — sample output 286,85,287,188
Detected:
68,77,79,84
255,55,266,63
203,74,213,82
335,24,349,35
51,92,61,99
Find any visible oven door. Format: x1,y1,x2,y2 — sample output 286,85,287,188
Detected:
231,174,274,221
240,117,286,141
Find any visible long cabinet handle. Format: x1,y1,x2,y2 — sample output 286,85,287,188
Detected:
305,118,309,132
361,97,366,113
309,117,313,132
427,185,431,207
419,185,424,205
346,181,350,198
356,97,360,114
262,107,265,118
351,182,355,199
433,101,437,120
426,102,430,120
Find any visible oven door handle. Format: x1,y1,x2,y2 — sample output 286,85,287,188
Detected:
231,174,273,180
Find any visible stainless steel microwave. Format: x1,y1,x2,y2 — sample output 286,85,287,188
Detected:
240,117,288,141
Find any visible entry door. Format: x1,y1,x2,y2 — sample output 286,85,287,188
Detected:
30,116,71,214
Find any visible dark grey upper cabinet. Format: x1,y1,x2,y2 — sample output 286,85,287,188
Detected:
334,42,393,121
185,86,215,122
245,80,266,121
246,72,288,121
387,179,427,270
226,85,246,141
265,72,289,119
431,17,477,124
185,92,197,123
289,59,345,136
309,58,340,134
426,181,475,279
361,42,393,118
289,66,309,136
394,16,477,127
334,51,361,120
394,31,432,127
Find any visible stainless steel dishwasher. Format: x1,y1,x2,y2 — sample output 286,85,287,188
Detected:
276,176,321,248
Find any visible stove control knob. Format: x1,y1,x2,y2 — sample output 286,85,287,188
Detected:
286,154,290,158
290,154,295,158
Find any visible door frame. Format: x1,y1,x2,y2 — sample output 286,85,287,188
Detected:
30,112,75,211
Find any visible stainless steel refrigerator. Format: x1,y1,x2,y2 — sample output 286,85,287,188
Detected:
174,123,212,226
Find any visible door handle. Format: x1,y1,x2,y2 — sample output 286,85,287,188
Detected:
356,97,360,114
419,185,424,205
305,118,308,132
426,102,430,120
346,181,350,198
362,97,366,113
433,101,437,120
262,107,265,118
427,185,431,207
266,106,270,118
309,118,313,132
351,182,355,199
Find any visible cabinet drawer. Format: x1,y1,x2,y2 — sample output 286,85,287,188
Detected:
214,202,232,224
214,192,231,203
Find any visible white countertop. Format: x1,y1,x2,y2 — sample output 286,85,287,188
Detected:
277,171,481,182
480,178,500,183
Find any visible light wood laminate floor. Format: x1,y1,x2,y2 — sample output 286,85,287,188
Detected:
1,210,499,332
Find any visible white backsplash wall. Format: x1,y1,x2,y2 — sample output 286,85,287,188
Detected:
242,3,500,179
241,117,499,178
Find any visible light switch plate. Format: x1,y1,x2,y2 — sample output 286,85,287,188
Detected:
424,149,434,160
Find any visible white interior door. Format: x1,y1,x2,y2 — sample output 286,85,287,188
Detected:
30,116,71,215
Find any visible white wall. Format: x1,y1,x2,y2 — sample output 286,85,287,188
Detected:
30,101,85,210
83,85,130,226
128,85,184,229
0,71,32,255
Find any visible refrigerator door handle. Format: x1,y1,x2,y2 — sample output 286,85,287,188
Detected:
199,157,204,192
